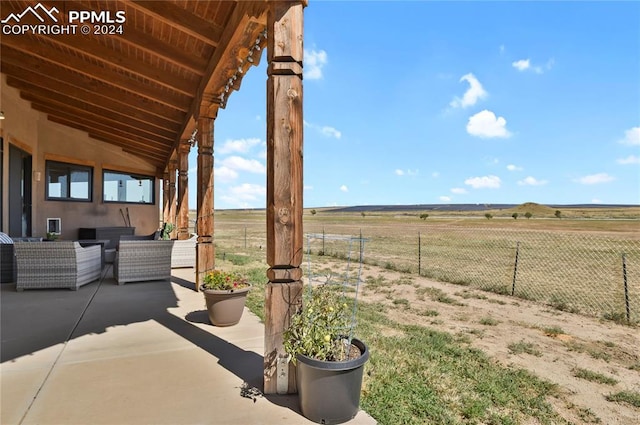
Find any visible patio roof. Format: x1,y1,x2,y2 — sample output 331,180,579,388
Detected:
0,0,269,169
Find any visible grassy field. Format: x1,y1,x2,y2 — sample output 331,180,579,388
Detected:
209,204,640,424
207,204,640,323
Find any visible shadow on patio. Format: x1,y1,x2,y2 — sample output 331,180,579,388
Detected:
1,267,376,424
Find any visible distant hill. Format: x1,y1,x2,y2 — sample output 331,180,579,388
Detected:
323,203,638,214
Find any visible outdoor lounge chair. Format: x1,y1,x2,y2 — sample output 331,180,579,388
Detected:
0,232,16,283
114,240,174,284
14,241,102,291
171,235,197,268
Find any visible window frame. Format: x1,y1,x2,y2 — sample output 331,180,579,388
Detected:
102,169,155,205
45,160,93,202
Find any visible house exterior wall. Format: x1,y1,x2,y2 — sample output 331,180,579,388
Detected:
1,75,160,239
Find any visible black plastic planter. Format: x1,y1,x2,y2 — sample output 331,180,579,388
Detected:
296,338,370,424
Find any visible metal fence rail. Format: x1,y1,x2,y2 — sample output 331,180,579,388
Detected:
213,224,639,323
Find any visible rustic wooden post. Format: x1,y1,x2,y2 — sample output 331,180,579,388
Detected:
177,140,191,240
168,159,178,239
162,170,170,226
264,1,305,395
196,116,215,290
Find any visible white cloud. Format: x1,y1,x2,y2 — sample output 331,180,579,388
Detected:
340,185,349,192
304,49,327,80
506,164,523,171
466,110,512,138
439,196,451,202
512,59,530,71
574,173,615,185
617,155,640,165
451,188,467,194
395,169,418,176
517,176,548,186
217,138,261,154
220,184,265,208
305,121,342,139
214,166,239,182
449,73,487,108
618,127,640,146
219,156,265,174
464,175,501,189
321,126,342,139
513,58,553,74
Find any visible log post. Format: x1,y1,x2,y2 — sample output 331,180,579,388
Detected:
264,1,305,395
168,160,178,239
177,140,191,240
196,116,215,290
162,170,170,226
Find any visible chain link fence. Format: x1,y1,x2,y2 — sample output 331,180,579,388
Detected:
213,222,639,324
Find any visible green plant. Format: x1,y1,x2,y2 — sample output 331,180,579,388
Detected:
46,232,59,240
572,368,618,385
160,222,175,240
201,269,249,291
284,284,355,363
605,390,640,408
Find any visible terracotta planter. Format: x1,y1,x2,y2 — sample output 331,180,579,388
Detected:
296,338,369,424
201,285,251,326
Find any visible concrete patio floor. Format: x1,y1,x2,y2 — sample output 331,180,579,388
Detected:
1,267,376,425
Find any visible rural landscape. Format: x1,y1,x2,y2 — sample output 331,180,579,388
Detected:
205,202,639,424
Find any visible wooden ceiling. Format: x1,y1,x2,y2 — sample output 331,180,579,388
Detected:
0,0,268,171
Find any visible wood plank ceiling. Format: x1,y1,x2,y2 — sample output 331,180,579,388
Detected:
0,0,268,171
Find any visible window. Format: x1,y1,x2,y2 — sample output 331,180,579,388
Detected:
103,170,154,204
46,161,92,201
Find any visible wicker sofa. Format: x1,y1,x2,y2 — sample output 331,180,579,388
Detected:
14,241,102,291
0,232,16,283
114,240,174,284
171,235,197,268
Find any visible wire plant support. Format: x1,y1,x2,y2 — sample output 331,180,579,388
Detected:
305,233,368,343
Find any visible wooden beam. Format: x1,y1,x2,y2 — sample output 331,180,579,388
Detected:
196,117,215,290
47,0,208,75
44,115,168,162
168,160,178,239
0,42,191,112
1,61,184,126
129,0,225,45
6,73,180,139
264,1,305,395
177,141,191,240
176,2,266,152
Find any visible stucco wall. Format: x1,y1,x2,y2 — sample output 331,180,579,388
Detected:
1,75,161,239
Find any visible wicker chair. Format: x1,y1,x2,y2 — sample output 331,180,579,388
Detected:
0,232,16,283
14,242,102,291
171,235,197,268
114,240,174,284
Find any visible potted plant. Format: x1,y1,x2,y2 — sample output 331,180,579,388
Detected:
283,283,369,425
200,269,251,326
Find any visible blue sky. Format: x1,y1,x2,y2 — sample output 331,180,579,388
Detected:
188,1,640,209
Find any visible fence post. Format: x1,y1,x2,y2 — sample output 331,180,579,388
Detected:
418,231,421,276
322,227,325,255
359,229,363,263
622,253,630,323
512,241,520,296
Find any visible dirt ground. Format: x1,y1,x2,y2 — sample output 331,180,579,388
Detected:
354,264,640,425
